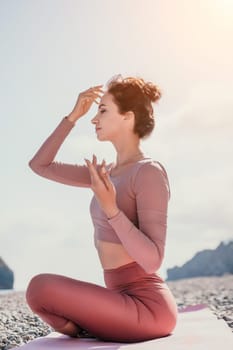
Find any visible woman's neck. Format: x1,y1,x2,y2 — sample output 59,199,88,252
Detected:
112,137,144,168
116,150,145,167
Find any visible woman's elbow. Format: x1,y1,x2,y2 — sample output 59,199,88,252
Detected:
28,159,34,169
28,158,42,175
144,260,162,274
143,249,164,274
28,159,37,171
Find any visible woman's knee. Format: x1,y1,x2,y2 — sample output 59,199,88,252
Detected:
26,273,54,310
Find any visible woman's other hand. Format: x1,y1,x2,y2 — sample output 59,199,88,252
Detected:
84,155,120,219
68,85,104,122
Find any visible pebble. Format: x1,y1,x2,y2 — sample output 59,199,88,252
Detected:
167,274,233,329
0,275,232,349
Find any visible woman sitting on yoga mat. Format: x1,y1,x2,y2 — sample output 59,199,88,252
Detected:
26,75,177,342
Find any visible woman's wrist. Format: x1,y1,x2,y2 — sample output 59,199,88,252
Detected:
66,112,81,123
106,208,121,220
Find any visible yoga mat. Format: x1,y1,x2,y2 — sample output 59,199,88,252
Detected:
12,305,233,349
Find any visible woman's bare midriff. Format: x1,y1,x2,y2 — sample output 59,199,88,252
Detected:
95,239,135,269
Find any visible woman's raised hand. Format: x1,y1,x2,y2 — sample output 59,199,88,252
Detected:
68,85,104,122
84,155,120,219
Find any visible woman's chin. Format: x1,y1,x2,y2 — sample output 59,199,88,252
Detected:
96,134,109,142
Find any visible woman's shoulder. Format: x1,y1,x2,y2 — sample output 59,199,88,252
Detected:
131,158,170,197
110,157,169,183
132,158,168,178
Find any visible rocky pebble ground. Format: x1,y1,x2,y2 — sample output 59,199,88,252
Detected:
0,274,232,349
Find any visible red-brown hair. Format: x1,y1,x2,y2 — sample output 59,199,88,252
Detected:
106,76,162,138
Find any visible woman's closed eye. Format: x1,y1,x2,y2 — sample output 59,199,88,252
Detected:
100,109,106,114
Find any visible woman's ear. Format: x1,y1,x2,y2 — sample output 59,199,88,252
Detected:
123,111,135,120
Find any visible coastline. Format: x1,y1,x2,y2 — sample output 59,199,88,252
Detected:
0,275,232,349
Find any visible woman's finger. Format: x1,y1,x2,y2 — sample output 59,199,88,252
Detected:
100,158,106,168
91,89,105,94
100,164,113,190
84,158,101,185
88,85,103,90
85,88,104,102
84,92,102,99
88,93,102,105
105,163,114,173
99,160,111,190
92,154,97,168
99,159,107,176
84,86,103,95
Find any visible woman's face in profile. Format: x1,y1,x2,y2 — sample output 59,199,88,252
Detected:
91,92,126,142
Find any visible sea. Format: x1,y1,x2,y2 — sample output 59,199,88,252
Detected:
0,289,24,295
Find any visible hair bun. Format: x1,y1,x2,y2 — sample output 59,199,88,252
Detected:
106,75,161,103
142,82,161,103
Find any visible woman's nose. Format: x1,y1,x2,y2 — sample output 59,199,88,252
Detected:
91,115,98,124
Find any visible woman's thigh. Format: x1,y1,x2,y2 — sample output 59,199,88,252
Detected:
26,273,154,341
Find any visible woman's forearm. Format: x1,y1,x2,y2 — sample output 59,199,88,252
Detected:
28,117,91,187
29,117,75,171
108,210,165,274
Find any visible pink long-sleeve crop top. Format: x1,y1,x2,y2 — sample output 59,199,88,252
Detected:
29,117,171,273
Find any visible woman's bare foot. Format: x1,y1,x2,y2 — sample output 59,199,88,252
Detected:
55,320,81,337
77,329,96,338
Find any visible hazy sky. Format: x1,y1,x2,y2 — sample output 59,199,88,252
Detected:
1,0,233,290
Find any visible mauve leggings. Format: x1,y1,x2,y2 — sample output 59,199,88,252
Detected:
26,262,177,342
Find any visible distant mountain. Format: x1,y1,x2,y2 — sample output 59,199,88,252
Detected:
166,240,233,281
0,257,14,289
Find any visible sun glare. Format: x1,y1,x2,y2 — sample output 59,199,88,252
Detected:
203,0,233,29
212,0,233,16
